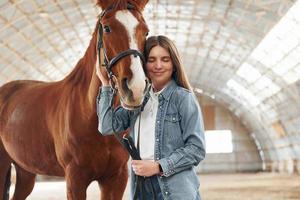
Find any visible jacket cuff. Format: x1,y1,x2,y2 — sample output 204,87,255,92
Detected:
100,86,112,97
158,158,176,177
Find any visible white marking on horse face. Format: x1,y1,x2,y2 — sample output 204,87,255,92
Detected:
115,11,146,103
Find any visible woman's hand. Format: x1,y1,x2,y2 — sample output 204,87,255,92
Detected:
131,160,161,177
95,58,110,86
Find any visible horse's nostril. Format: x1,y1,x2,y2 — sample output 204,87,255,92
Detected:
121,78,133,101
122,78,130,91
122,78,128,86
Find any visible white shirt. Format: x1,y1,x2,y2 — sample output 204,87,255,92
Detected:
134,87,162,160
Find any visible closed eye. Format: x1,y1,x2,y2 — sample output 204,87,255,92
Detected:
162,57,171,62
147,57,155,62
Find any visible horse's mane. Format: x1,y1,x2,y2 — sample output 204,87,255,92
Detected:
62,21,99,87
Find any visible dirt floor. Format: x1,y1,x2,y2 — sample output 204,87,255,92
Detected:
9,173,300,200
200,173,300,200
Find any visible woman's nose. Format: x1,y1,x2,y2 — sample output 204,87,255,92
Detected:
154,60,163,69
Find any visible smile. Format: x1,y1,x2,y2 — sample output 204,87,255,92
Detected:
153,72,165,75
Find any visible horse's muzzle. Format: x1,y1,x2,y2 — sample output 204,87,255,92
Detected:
120,78,150,110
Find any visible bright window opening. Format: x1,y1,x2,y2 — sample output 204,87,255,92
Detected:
205,130,233,153
236,63,261,83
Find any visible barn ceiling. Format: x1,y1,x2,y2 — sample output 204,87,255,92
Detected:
1,0,300,164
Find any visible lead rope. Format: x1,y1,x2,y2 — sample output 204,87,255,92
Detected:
134,115,144,200
132,114,156,200
108,88,156,200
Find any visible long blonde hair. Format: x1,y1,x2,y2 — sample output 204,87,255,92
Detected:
144,35,192,90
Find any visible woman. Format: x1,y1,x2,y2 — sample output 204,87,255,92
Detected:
97,35,206,200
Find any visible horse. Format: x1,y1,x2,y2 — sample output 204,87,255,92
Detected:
0,0,149,199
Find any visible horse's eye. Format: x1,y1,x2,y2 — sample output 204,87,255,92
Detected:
145,32,149,36
103,25,111,33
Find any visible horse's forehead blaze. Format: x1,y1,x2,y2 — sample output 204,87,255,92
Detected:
115,10,139,50
114,10,146,98
113,10,143,78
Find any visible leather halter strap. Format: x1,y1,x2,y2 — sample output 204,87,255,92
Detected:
97,3,145,84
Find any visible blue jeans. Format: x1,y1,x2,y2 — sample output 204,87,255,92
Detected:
136,175,201,200
137,176,163,200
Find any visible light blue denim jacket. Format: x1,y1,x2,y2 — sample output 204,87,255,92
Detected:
97,80,206,200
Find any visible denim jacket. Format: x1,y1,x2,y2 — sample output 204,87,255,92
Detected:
97,80,206,200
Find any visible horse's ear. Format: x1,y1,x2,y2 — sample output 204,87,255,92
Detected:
96,0,112,10
130,0,149,10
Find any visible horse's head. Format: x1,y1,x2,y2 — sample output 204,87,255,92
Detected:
96,0,149,110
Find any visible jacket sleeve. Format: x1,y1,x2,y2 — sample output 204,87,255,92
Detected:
158,91,206,177
96,86,131,135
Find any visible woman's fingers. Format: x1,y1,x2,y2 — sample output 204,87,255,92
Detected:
131,160,160,177
95,56,110,85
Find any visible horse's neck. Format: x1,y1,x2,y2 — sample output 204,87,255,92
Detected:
62,26,101,110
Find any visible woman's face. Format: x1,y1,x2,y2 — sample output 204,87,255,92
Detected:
146,45,173,92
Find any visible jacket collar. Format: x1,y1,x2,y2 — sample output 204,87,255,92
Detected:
138,79,177,112
158,79,177,102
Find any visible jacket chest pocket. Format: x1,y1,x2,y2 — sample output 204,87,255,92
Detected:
164,113,183,145
165,113,181,123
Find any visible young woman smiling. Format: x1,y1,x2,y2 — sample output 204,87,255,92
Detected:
97,35,206,200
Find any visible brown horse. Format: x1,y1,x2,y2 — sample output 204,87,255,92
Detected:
0,0,149,199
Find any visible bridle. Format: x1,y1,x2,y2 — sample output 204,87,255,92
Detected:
97,2,151,134
97,3,146,92
97,3,155,200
